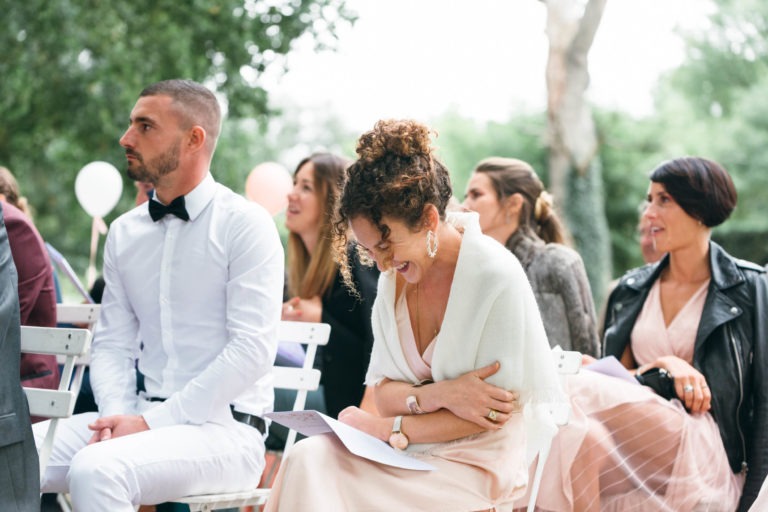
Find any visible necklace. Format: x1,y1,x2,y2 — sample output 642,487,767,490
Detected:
412,282,440,353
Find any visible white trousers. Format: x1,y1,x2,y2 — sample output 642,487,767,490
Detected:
33,406,266,512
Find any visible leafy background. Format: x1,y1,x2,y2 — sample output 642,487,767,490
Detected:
2,0,767,303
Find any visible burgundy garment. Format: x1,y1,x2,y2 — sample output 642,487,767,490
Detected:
3,202,59,411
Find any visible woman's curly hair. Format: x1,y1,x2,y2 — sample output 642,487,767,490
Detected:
332,119,453,289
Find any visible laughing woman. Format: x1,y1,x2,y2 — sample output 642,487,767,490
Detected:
265,120,564,512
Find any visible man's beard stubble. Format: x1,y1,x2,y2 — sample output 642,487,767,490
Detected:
126,141,181,186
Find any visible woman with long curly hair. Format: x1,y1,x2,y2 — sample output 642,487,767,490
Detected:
265,120,564,511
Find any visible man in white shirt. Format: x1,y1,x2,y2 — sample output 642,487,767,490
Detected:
34,79,284,511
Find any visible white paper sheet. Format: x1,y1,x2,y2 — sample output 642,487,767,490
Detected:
265,410,435,471
585,355,640,385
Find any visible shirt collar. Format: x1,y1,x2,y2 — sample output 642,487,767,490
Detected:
179,173,216,222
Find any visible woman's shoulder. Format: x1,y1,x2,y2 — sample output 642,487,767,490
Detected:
606,263,660,308
709,241,766,292
534,242,586,271
463,228,527,283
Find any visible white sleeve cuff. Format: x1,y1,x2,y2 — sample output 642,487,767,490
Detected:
141,403,177,429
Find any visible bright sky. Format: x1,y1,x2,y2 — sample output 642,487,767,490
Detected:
262,0,714,132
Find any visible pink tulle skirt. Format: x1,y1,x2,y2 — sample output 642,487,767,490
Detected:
266,416,529,512
516,370,744,512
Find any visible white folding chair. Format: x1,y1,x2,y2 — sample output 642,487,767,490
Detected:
526,349,581,512
21,325,92,478
56,303,101,328
174,320,331,512
55,303,100,398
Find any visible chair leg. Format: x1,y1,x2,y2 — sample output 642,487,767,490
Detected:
57,493,73,512
527,444,550,512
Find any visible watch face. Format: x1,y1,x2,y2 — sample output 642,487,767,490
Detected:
389,432,409,450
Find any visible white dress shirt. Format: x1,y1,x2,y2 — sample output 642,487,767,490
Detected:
90,173,284,429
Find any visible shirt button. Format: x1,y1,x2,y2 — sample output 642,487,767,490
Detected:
626,278,635,285
730,306,739,315
616,303,623,311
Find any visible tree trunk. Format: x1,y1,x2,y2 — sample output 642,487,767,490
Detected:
544,0,612,309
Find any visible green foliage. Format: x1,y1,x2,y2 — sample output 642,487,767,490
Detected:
0,0,354,275
651,0,768,264
431,108,548,201
595,109,667,275
669,0,768,117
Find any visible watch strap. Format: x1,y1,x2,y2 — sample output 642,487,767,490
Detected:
388,415,409,450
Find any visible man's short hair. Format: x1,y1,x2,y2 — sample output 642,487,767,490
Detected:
140,79,222,151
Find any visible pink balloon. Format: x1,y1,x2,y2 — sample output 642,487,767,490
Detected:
245,162,293,215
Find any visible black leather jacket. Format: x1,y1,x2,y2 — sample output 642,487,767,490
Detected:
602,242,768,511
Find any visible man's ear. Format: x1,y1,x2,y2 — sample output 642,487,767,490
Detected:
187,126,206,152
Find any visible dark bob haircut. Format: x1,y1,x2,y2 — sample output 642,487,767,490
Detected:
649,156,737,228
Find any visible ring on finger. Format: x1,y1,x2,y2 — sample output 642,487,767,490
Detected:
487,408,498,422
683,384,694,393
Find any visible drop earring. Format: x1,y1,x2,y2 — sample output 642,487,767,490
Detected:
426,230,438,258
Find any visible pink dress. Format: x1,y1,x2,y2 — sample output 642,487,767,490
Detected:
265,290,529,512
519,279,744,511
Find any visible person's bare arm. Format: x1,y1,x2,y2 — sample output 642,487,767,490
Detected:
339,406,489,444
373,361,520,430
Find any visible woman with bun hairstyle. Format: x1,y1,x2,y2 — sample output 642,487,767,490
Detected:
463,157,599,356
525,157,767,511
265,120,564,511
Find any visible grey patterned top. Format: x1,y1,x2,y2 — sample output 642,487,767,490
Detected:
506,230,600,356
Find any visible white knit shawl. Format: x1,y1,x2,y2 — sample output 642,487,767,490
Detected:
365,212,565,452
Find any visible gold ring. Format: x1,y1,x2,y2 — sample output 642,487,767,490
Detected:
487,409,498,421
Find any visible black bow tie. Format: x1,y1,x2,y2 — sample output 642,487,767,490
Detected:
148,196,190,222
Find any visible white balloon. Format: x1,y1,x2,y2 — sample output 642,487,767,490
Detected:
75,161,123,218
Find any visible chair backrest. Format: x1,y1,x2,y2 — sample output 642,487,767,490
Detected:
56,303,101,329
174,320,331,511
272,320,330,454
548,349,581,425
21,325,92,479
54,303,101,399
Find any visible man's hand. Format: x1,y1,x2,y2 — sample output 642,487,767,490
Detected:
87,414,150,444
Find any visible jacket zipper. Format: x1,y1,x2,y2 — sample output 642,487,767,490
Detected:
727,323,748,474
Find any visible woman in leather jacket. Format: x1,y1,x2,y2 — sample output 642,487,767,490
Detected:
527,157,767,512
